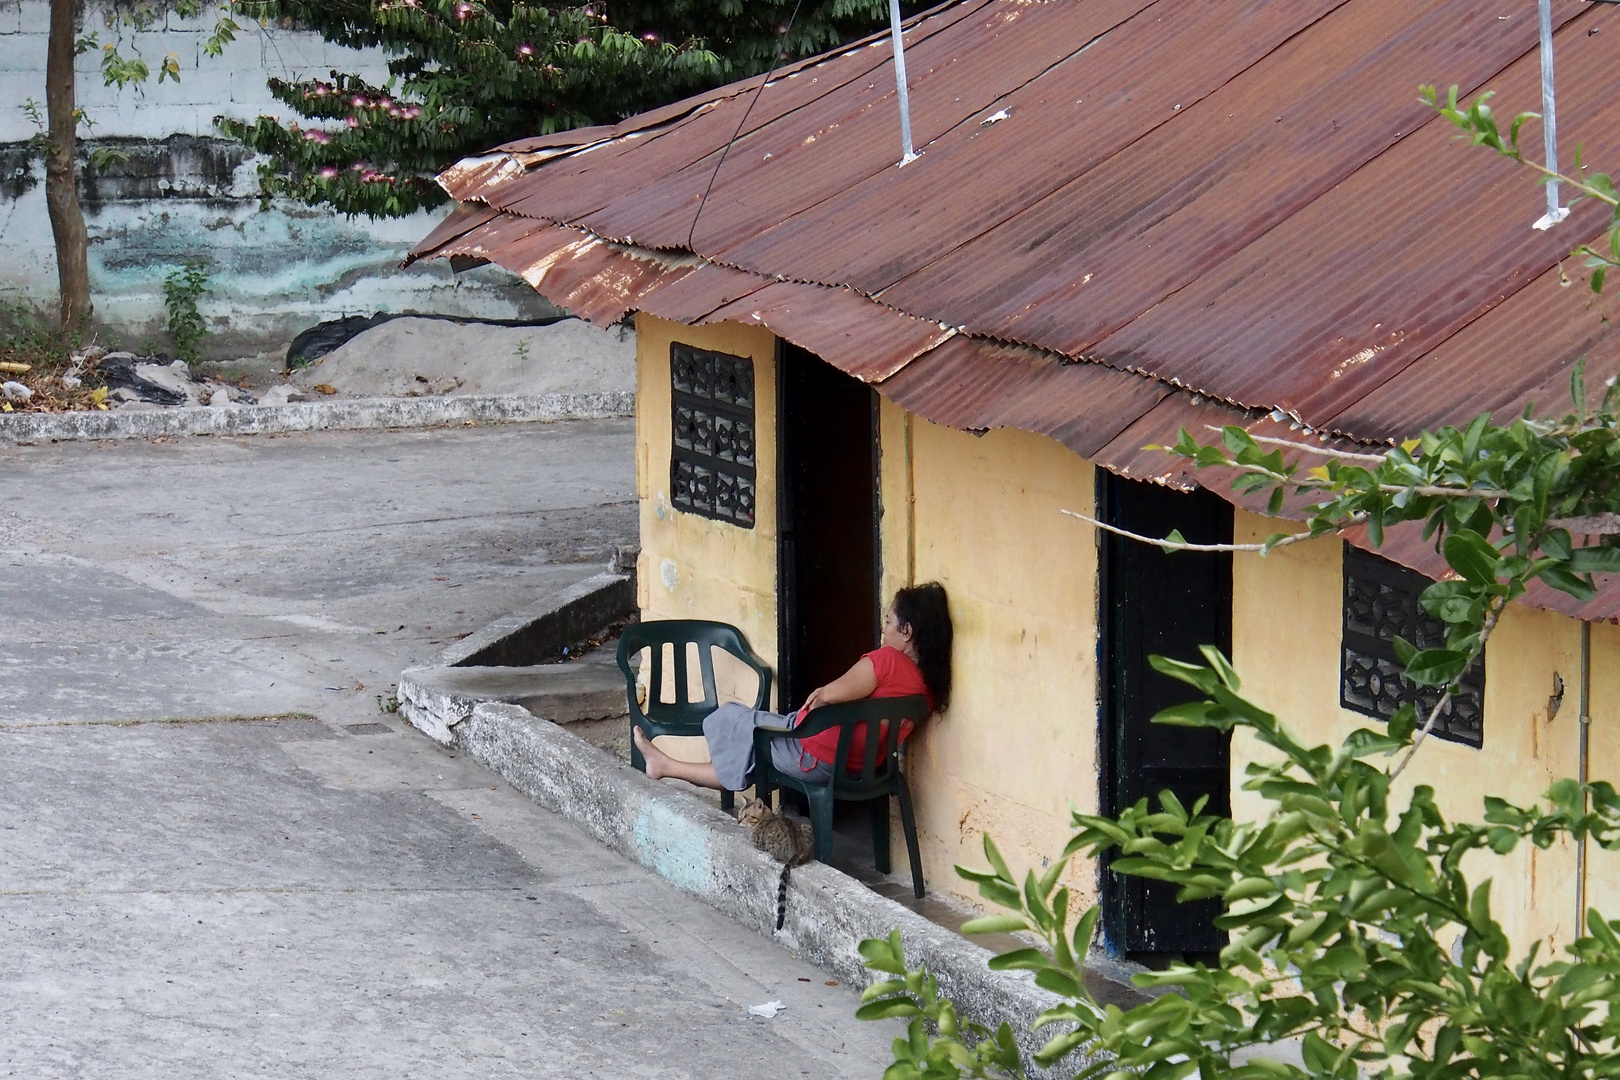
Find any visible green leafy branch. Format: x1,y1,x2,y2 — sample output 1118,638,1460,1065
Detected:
861,652,1620,1080
86,2,242,91
211,0,897,218
1423,84,1620,293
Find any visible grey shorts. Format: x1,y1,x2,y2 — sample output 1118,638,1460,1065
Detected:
702,702,834,792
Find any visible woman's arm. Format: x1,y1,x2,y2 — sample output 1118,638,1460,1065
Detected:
799,656,877,714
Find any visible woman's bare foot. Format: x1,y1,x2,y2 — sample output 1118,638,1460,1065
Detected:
632,727,670,779
632,726,725,789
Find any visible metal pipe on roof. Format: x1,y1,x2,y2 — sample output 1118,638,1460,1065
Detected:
1534,0,1570,230
889,0,920,166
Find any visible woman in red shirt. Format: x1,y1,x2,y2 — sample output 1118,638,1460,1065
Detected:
633,582,952,793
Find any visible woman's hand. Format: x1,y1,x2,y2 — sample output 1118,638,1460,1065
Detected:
801,685,830,713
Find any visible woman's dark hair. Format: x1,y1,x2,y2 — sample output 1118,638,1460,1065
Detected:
892,582,953,712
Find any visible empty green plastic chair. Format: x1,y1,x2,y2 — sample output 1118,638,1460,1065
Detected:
752,694,930,897
616,619,773,813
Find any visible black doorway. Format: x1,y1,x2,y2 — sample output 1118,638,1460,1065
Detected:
1098,472,1233,960
776,342,880,713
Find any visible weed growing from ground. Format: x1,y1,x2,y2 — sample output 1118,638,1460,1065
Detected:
163,260,211,366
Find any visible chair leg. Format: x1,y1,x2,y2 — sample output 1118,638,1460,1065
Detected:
720,788,734,813
806,786,836,865
896,776,925,898
630,721,646,773
870,794,892,875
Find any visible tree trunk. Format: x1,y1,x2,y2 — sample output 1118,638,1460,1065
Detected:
45,0,91,330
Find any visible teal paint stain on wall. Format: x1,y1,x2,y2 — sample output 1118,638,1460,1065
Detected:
632,800,714,896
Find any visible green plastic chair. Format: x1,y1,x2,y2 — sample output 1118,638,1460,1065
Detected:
616,619,773,813
752,694,931,898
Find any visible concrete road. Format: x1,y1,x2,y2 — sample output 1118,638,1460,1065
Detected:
0,422,637,727
0,423,898,1077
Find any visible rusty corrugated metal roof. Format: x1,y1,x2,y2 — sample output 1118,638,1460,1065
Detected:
880,336,1172,458
409,0,1620,616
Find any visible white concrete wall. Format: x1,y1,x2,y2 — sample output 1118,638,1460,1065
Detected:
0,0,555,360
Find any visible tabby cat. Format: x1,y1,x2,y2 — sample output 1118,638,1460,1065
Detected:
737,797,815,931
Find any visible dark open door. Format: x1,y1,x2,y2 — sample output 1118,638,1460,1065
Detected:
777,342,880,712
1099,472,1232,960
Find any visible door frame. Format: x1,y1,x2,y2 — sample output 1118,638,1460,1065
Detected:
774,339,883,712
1095,470,1233,959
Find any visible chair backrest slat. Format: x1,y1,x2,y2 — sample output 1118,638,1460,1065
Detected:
616,619,773,726
803,695,930,791
671,641,692,707
699,645,719,709
860,709,885,784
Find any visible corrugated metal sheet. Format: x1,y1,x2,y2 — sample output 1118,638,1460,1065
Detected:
468,0,1004,228
879,0,1586,352
709,0,1347,284
701,281,956,381
412,202,500,260
635,264,770,323
420,214,695,325
411,0,1620,616
581,0,1160,253
534,243,690,327
1086,10,1620,431
878,336,1172,458
1332,260,1620,435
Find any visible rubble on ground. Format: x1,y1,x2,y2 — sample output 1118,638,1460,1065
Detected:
0,345,307,414
0,313,634,414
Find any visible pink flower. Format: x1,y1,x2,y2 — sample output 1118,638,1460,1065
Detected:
516,43,534,56
318,166,338,179
352,95,367,107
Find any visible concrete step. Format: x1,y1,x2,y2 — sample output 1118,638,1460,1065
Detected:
399,649,628,746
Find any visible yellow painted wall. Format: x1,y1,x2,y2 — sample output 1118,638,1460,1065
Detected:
630,313,1611,943
631,326,1100,906
1577,621,1620,924
877,403,1101,909
1230,510,1585,951
633,314,780,738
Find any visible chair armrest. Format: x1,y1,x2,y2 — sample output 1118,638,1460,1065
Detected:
787,696,930,740
727,641,774,711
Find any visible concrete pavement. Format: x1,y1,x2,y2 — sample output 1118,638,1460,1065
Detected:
0,423,900,1077
0,421,634,726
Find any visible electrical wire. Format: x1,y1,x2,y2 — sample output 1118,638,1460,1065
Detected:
686,0,805,250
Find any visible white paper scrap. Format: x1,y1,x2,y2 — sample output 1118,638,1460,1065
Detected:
748,1001,786,1018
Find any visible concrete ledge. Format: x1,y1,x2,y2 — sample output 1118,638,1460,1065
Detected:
0,391,634,444
397,655,625,742
441,570,634,667
412,699,1088,1076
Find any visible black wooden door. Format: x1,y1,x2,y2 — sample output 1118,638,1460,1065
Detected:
777,342,880,712
1099,473,1232,958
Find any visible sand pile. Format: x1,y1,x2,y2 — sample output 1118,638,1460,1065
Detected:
290,317,636,398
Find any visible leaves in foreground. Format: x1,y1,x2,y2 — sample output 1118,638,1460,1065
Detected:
859,651,1620,1080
